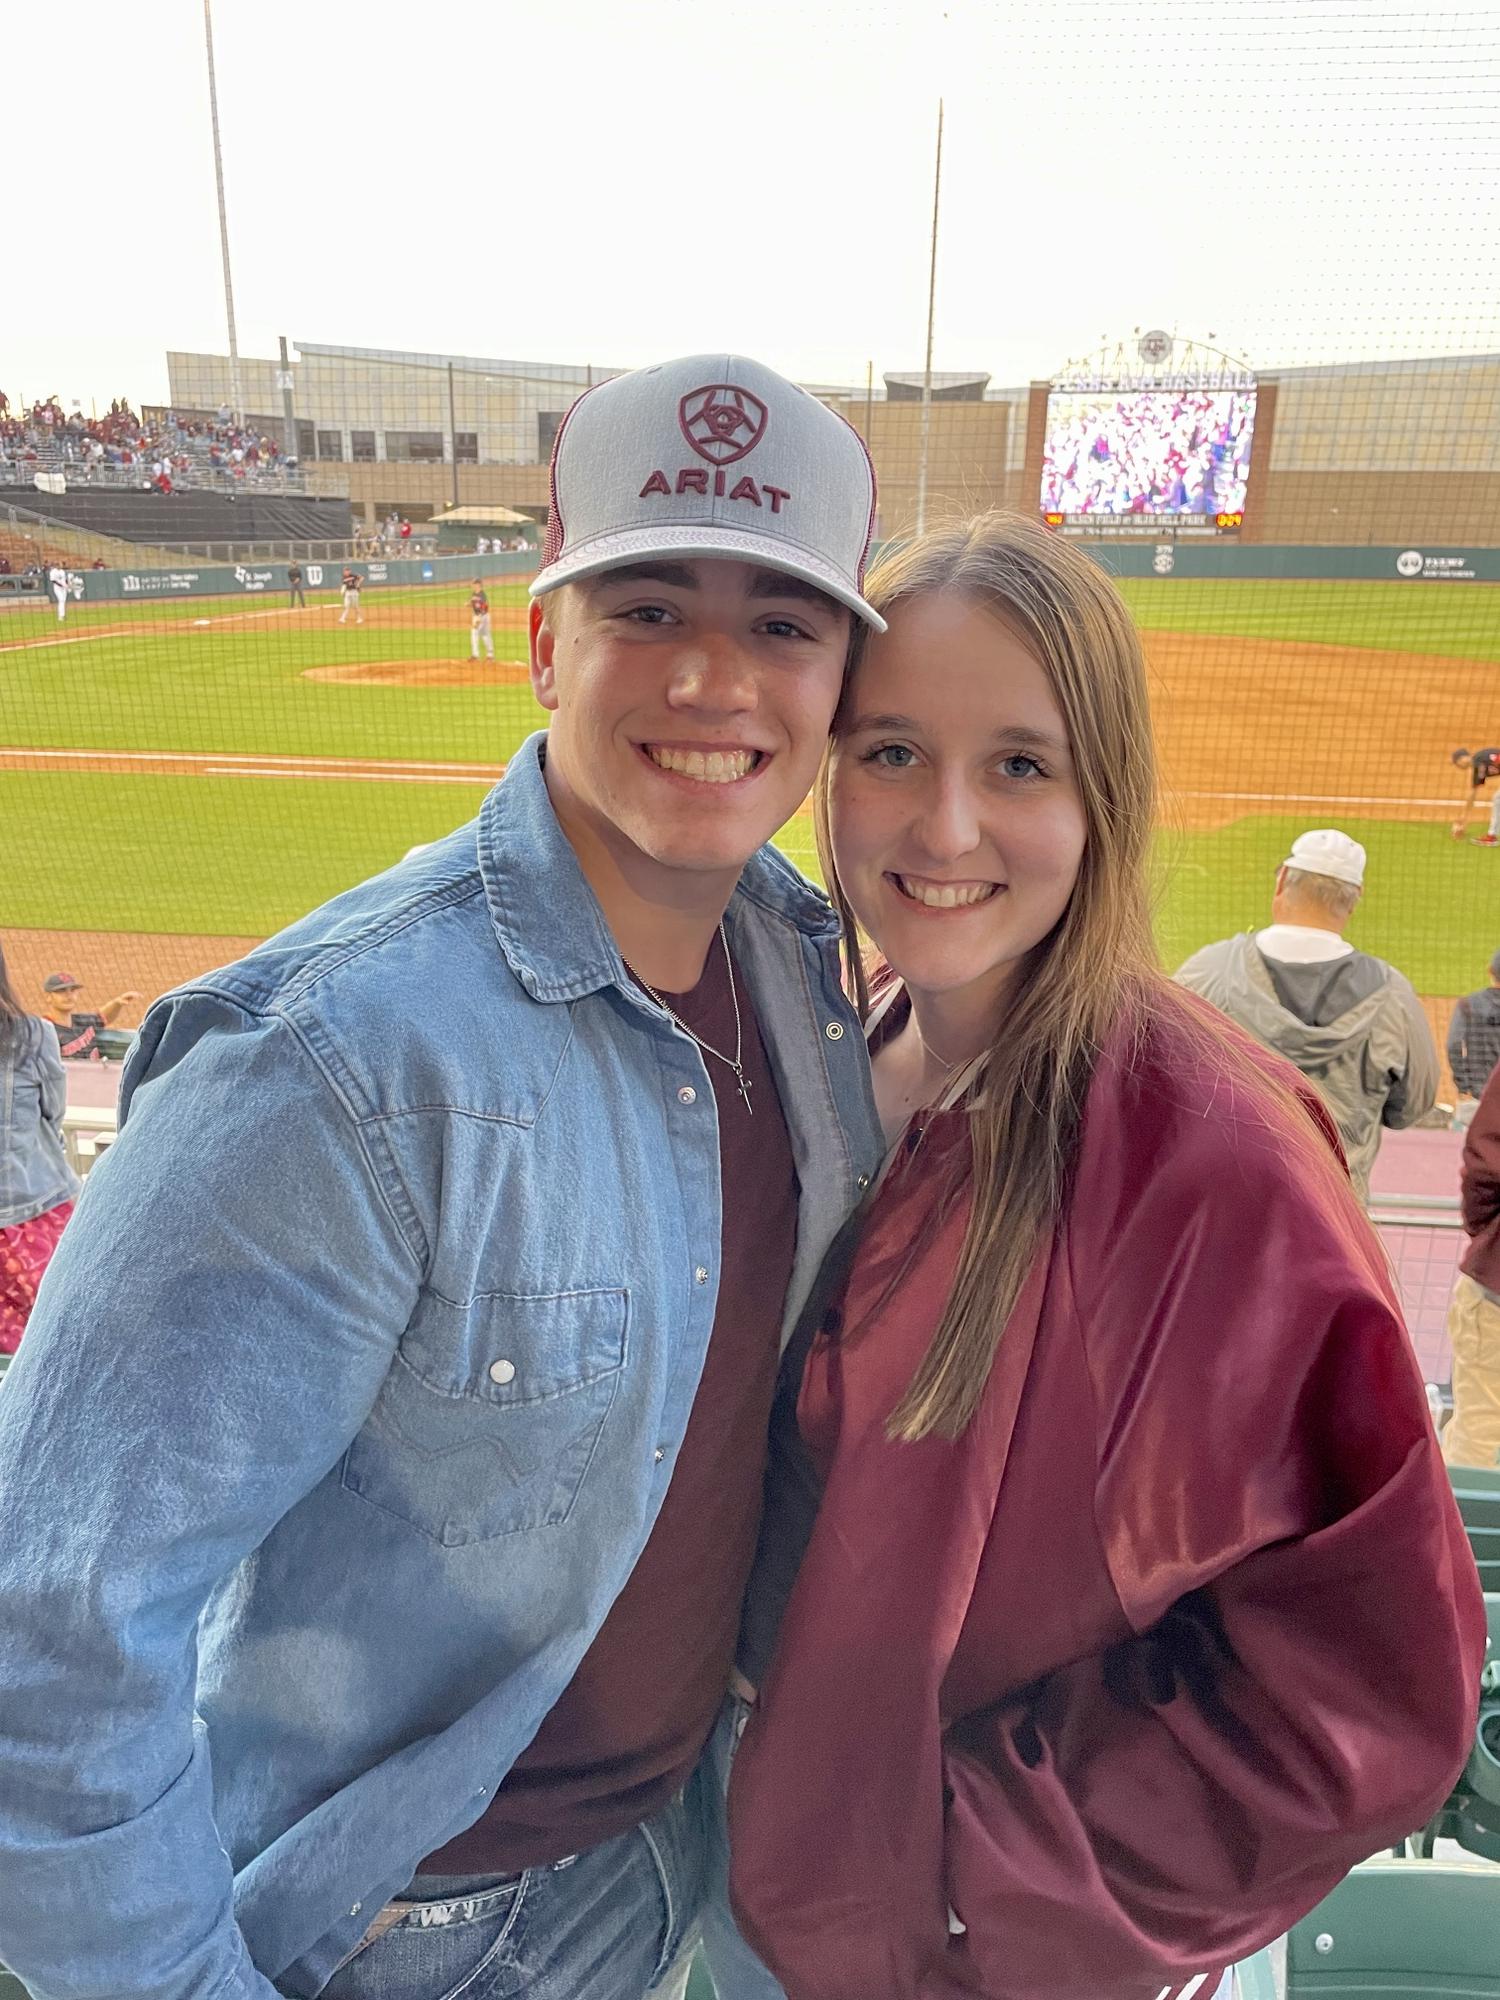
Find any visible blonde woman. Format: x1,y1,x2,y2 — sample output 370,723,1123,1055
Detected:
705,516,1486,2000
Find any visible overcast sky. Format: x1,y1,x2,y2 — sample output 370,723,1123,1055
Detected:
7,0,1498,409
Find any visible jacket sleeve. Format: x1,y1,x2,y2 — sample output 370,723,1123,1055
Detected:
1460,1065,1500,1237
0,993,424,2000
1381,973,1440,1129
938,1123,1486,1996
1448,998,1477,1098
34,1016,69,1133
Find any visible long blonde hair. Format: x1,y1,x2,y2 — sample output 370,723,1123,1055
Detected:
815,513,1161,1441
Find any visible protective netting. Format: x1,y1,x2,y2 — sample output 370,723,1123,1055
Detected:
3,1,1497,1152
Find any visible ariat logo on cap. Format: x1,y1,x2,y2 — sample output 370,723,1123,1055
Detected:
640,382,790,513
678,384,769,465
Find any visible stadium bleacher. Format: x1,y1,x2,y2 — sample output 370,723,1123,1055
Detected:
0,481,352,548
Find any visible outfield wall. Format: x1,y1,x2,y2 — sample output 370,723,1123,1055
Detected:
72,551,537,601
1069,542,1500,583
59,543,1500,601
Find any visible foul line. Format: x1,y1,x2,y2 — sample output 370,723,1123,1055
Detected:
1174,788,1462,808
1,745,505,782
0,751,1475,811
202,765,492,786
0,603,360,653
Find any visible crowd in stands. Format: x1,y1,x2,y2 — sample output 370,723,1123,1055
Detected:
0,392,301,494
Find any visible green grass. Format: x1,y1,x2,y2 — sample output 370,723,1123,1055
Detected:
0,770,492,934
1118,577,1500,662
0,578,533,635
6,771,1494,1000
3,576,1497,982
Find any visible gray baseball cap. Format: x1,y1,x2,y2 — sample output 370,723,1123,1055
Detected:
531,353,885,631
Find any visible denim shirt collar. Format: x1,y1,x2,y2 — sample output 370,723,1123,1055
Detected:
480,731,841,1002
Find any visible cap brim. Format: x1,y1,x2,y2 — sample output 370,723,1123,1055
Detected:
529,524,886,634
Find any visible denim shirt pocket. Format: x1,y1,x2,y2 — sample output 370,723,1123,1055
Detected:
341,1287,629,1544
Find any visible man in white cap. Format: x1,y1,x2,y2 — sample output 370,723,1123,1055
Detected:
1175,828,1439,1202
0,357,886,2000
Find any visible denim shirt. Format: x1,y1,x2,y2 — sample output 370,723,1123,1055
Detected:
0,734,882,2000
0,1012,80,1229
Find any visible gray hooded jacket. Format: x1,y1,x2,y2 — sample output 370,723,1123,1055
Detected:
1175,933,1440,1202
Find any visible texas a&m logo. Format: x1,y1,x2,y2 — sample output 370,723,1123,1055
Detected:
638,382,790,514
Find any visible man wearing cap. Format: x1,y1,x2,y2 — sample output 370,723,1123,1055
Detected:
1175,829,1439,1202
1450,746,1500,846
1447,947,1500,1123
0,357,886,2000
39,970,142,1060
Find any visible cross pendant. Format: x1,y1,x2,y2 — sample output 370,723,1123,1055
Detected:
735,1067,754,1116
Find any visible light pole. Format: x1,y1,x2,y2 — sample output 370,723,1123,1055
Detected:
916,98,944,536
203,0,242,425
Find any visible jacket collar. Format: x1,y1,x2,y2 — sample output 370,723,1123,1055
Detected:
478,731,840,1003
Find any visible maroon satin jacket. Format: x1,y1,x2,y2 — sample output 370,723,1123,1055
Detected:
1460,1059,1500,1294
728,984,1487,2000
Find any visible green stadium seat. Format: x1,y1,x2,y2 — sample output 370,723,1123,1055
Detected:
1410,1593,1500,1863
1449,1461,1500,1492
1450,1483,1500,1594
1286,1859,1500,1997
1235,1945,1279,2000
685,1949,717,2000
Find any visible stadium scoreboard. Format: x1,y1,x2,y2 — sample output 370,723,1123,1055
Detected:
1040,336,1257,539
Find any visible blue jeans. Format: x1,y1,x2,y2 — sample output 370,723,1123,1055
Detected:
317,1762,711,2000
697,1698,787,2000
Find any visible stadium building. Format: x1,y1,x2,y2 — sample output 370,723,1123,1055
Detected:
157,336,1500,547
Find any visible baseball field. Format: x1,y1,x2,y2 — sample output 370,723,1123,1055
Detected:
2,574,1497,1051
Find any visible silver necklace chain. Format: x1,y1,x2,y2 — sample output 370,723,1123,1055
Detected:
636,922,753,1115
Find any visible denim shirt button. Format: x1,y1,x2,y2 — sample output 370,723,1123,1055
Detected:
824,1021,845,1040
488,1358,517,1385
693,1266,709,1285
856,1174,870,1190
349,1903,361,1917
677,1085,697,1105
654,1447,666,1463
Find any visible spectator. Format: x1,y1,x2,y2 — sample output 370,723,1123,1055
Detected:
1445,1057,1500,1468
1448,948,1500,1124
39,972,141,1063
1175,829,1439,1201
0,944,81,1354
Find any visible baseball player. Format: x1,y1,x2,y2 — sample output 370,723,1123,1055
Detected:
48,564,69,623
1451,747,1500,846
339,565,364,626
469,579,493,660
287,561,306,610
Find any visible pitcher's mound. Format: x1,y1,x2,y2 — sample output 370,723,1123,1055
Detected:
303,660,530,688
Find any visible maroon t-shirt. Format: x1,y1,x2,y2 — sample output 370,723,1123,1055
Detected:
424,936,799,1872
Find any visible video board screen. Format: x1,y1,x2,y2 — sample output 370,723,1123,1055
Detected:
1041,388,1256,518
